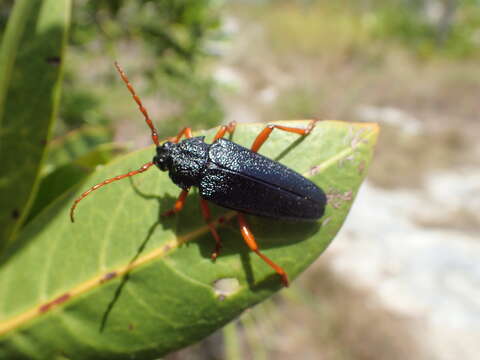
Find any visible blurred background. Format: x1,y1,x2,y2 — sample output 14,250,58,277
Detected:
2,0,479,359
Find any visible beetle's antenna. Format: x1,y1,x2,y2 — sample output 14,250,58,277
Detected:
114,61,160,146
70,162,155,222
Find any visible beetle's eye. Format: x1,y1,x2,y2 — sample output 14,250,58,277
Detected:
153,154,168,171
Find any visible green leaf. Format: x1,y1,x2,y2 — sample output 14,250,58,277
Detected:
0,0,32,121
26,142,125,226
24,125,119,225
43,126,114,176
0,120,379,359
0,0,71,251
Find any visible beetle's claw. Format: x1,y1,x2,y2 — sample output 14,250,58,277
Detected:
305,119,318,134
281,274,290,287
211,245,222,261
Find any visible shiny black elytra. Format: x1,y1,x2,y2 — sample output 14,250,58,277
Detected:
70,62,327,287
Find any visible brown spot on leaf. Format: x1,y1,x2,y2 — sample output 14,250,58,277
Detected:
350,128,368,149
38,293,70,313
338,154,355,168
327,188,353,209
100,271,117,283
53,293,71,305
39,303,52,313
309,165,320,176
162,244,171,253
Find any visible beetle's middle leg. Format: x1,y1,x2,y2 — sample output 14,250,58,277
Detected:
237,213,289,287
250,120,317,153
162,189,189,216
200,199,222,260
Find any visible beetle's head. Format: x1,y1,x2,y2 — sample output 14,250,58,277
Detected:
153,141,175,171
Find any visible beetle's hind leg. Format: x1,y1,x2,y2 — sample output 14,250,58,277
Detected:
200,199,222,260
237,213,289,287
213,121,237,142
251,119,317,153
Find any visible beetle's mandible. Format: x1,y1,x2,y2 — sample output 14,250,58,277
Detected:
70,62,327,287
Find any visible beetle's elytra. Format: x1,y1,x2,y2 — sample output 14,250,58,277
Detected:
70,62,327,287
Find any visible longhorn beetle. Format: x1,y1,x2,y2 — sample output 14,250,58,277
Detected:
70,62,327,286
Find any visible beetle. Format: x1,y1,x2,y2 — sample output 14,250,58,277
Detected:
70,62,327,286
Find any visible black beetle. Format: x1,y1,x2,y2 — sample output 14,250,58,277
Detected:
70,62,327,286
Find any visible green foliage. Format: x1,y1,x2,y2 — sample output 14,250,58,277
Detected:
0,1,14,39
261,0,480,59
0,0,71,252
44,126,114,173
370,0,480,58
262,1,368,57
275,87,319,119
0,121,379,359
62,0,224,134
60,75,105,129
154,71,225,136
26,126,123,225
71,0,220,61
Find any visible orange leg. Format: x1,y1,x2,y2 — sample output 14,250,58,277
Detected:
70,162,155,222
162,189,189,216
213,121,237,142
237,213,289,287
169,127,193,144
200,200,222,260
251,120,317,153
